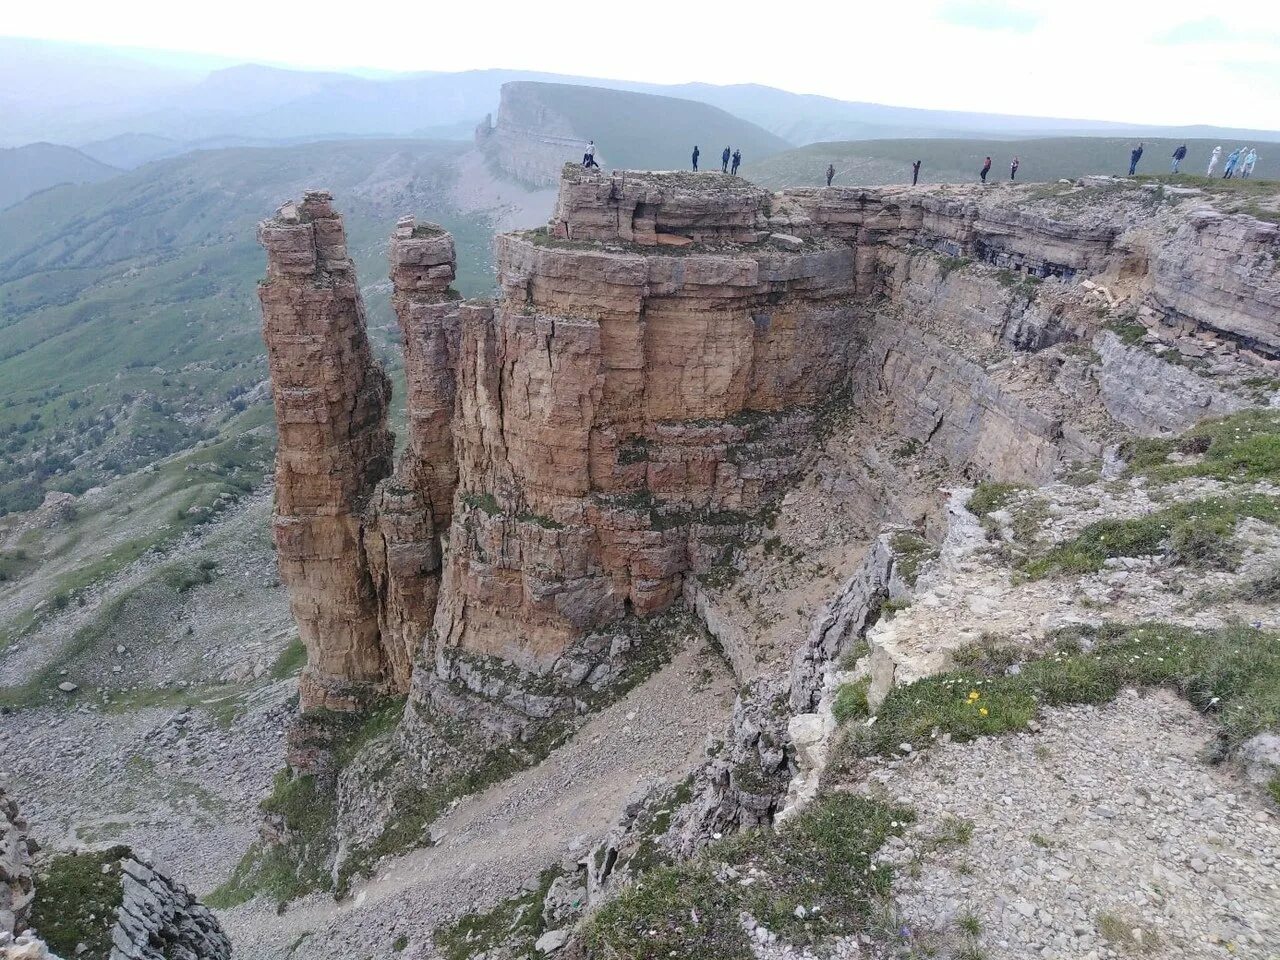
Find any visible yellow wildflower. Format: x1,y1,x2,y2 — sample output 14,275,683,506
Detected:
979,707,989,717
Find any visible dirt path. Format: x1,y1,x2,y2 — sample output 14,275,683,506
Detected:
223,641,736,959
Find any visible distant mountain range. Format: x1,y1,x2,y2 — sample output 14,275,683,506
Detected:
0,142,119,210
5,36,1278,156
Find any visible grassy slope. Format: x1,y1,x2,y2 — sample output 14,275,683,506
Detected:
506,81,791,170
752,136,1277,188
0,138,493,514
0,142,120,210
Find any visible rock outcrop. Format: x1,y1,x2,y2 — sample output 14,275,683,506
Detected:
110,857,230,960
260,191,395,712
0,789,34,938
259,166,1280,788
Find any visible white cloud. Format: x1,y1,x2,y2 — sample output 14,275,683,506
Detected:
2,0,1278,129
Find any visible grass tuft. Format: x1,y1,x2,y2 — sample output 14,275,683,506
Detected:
839,621,1280,761
29,846,130,958
967,482,1023,517
832,678,871,725
1023,494,1279,578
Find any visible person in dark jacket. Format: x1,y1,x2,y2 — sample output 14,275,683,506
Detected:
980,156,992,183
1171,143,1187,173
692,145,700,172
1128,142,1144,176
722,146,731,173
826,163,835,186
912,159,921,185
731,149,741,176
1009,156,1020,181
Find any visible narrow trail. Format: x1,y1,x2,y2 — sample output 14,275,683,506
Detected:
225,642,736,959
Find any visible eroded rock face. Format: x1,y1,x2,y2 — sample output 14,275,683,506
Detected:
260,200,464,712
259,191,395,712
111,857,230,960
0,789,34,938
1150,210,1280,357
260,169,1280,738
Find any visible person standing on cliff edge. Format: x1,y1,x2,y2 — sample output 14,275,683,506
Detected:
826,163,835,186
912,160,921,185
1171,143,1187,173
980,156,992,183
692,145,700,172
1128,142,1144,176
731,149,741,176
722,146,731,173
582,140,598,168
1009,156,1020,181
1207,145,1222,176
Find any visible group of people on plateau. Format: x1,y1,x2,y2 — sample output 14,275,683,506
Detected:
1131,142,1260,179
691,146,742,176
1207,145,1259,179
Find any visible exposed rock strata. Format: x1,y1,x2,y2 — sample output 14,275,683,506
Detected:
110,857,230,960
259,191,395,712
259,167,1280,814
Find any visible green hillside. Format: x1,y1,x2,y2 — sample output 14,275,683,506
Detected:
0,143,120,210
752,137,1275,188
0,138,494,515
503,81,790,171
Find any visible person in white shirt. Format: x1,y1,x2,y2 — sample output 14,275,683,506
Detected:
1206,145,1222,177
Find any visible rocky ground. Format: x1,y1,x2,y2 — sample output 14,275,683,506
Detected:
221,641,735,959
878,690,1280,959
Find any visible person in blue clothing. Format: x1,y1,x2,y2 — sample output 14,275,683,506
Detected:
1223,147,1243,178
1171,144,1187,173
731,149,741,176
721,146,731,173
692,145,700,171
1128,142,1144,176
1241,148,1259,178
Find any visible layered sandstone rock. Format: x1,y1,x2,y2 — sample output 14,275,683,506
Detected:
110,857,231,960
1150,209,1280,356
260,191,395,711
364,218,461,691
261,170,1280,740
478,83,592,188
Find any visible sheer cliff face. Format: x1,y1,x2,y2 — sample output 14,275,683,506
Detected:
260,199,458,711
260,170,1280,719
259,191,395,712
433,175,861,670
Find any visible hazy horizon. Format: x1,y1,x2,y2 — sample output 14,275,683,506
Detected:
4,0,1280,131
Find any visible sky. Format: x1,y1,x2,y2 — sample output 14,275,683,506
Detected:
4,0,1280,130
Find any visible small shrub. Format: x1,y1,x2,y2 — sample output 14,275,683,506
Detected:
1106,318,1148,345
880,597,912,619
1097,909,1161,954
